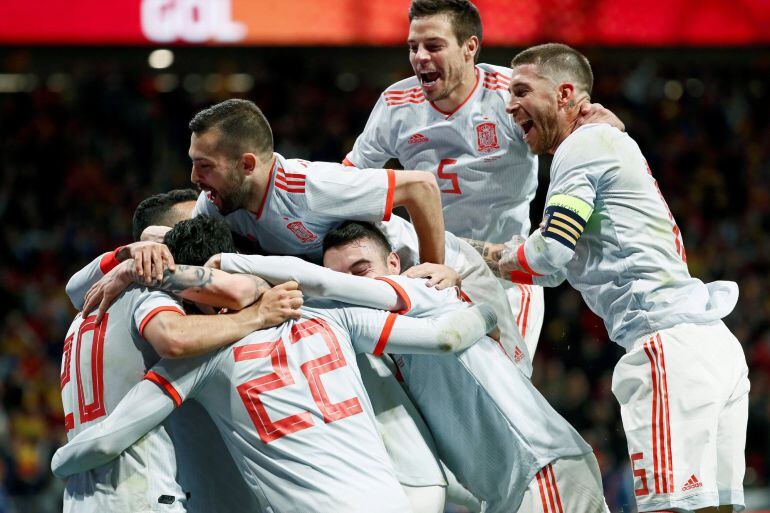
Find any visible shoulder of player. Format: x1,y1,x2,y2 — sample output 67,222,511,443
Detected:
478,63,512,94
380,76,426,109
555,124,626,163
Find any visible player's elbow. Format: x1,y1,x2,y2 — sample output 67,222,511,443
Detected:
219,279,259,310
395,171,440,208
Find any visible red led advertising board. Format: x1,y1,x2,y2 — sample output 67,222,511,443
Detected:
1,0,769,46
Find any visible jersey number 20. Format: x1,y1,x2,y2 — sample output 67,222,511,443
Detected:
234,318,363,443
60,314,109,431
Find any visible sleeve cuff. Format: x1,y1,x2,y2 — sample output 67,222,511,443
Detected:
99,246,124,274
516,243,543,277
382,169,396,222
373,313,398,356
144,371,182,408
374,276,412,314
139,306,185,337
342,156,358,167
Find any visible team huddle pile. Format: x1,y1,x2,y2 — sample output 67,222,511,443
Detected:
50,1,750,512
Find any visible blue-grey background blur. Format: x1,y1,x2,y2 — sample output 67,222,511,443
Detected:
0,44,768,512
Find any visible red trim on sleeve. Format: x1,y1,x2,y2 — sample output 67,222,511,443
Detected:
144,371,182,408
138,306,185,337
382,169,396,222
509,270,534,284
516,244,543,277
99,247,123,274
342,157,357,167
375,276,412,314
373,313,398,356
256,156,277,220
458,290,473,304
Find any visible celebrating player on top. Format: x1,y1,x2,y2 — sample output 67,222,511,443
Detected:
345,0,625,359
499,43,749,513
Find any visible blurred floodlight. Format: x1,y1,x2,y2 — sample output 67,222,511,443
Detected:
664,80,683,101
685,78,704,98
183,74,202,93
148,49,174,69
47,73,72,92
204,74,223,93
154,73,179,93
226,73,254,93
336,72,359,92
0,74,37,93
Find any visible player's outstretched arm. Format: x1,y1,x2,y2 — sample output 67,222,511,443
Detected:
83,260,271,322
66,241,175,310
51,381,173,478
219,253,403,311
347,303,497,355
393,170,446,264
143,283,302,359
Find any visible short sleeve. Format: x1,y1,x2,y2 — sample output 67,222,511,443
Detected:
144,350,222,407
344,95,395,169
133,290,185,337
548,124,620,211
305,162,395,222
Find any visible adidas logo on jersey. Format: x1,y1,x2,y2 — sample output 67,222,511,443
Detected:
408,133,429,145
513,346,524,363
682,474,703,491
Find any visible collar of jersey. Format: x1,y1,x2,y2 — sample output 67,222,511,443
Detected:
255,154,278,220
429,67,480,119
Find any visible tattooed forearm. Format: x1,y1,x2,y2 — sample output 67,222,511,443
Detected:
460,237,501,274
159,265,214,293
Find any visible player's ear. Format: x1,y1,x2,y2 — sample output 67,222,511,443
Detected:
558,83,575,109
464,36,479,62
387,251,401,274
241,153,257,175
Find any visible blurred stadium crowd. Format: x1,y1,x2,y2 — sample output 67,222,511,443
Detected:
0,47,767,512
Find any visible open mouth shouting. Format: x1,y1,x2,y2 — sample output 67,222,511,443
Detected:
418,70,441,92
519,119,535,142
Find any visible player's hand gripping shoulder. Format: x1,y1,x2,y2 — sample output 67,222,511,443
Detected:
577,103,625,132
249,281,303,328
402,262,461,290
117,241,175,284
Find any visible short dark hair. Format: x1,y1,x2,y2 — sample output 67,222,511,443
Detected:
322,221,392,260
511,43,594,97
188,99,274,160
132,189,199,241
163,216,236,266
408,0,482,58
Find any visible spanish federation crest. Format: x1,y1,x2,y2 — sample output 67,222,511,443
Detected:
286,221,318,243
476,122,500,153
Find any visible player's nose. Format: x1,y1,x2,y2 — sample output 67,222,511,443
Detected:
190,166,199,184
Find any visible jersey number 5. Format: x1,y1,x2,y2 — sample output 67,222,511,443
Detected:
436,158,462,194
235,318,362,443
60,314,109,431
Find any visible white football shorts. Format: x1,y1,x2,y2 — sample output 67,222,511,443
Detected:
611,321,749,512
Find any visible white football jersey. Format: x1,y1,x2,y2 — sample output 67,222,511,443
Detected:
60,287,187,513
380,276,592,513
193,154,394,262
521,124,738,347
345,63,538,243
193,154,531,374
144,305,418,513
